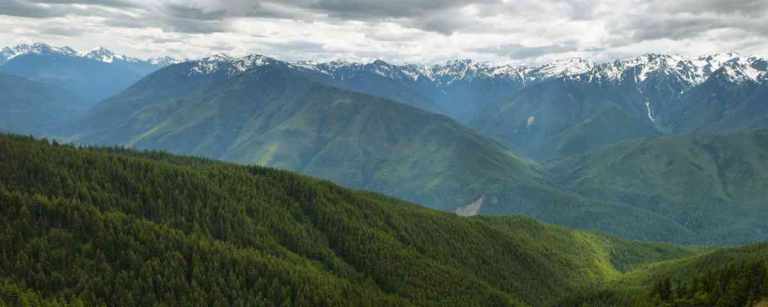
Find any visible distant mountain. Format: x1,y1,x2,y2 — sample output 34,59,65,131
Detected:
474,53,768,159
0,42,78,65
302,60,440,112
660,58,768,133
473,77,660,159
295,53,764,125
0,43,177,108
74,54,541,212
288,53,766,160
7,44,760,142
549,129,768,244
72,54,703,243
0,73,80,136
15,47,752,161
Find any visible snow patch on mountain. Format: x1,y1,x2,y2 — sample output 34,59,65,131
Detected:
188,54,287,76
529,57,594,80
82,47,138,64
188,54,236,75
645,100,655,123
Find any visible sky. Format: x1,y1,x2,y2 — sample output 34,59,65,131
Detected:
1,0,767,64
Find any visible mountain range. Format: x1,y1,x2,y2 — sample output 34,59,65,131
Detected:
3,43,768,245
65,49,766,160
0,43,177,113
297,52,768,159
0,43,177,67
70,53,732,244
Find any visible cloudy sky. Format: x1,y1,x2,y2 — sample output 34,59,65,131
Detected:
1,0,767,64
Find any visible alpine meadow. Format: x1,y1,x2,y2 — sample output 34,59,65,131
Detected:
1,0,767,306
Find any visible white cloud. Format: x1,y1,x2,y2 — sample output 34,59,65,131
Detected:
0,0,766,63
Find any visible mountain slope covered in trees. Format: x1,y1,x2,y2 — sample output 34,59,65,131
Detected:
557,244,768,307
72,57,542,212
71,57,714,243
0,133,702,306
549,129,768,244
0,73,80,136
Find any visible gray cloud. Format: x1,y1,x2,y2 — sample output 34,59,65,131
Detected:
163,4,226,20
2,0,768,63
36,23,86,37
624,15,725,41
305,0,492,19
474,42,579,59
262,40,326,53
26,0,138,8
0,0,62,17
659,0,768,17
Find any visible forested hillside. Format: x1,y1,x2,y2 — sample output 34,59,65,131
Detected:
0,73,80,136
557,244,768,307
0,134,701,306
549,129,768,244
73,58,544,213
71,57,724,244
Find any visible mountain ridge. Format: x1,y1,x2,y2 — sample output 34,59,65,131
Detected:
0,42,180,66
0,133,703,306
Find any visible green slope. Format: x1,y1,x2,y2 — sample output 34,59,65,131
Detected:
549,129,768,244
74,62,541,212
0,73,81,136
556,244,768,307
660,71,766,134
0,134,697,306
474,78,659,160
69,61,710,243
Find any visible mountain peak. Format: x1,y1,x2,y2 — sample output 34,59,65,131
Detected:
188,53,281,76
529,57,593,79
1,42,77,60
84,46,114,55
82,46,125,63
371,59,390,66
712,57,766,83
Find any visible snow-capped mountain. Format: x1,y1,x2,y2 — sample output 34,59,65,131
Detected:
81,47,141,64
0,43,181,107
177,51,767,90
528,57,594,81
0,43,179,67
6,43,761,92
589,53,767,86
714,56,767,83
0,43,77,64
187,54,298,77
176,51,767,128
